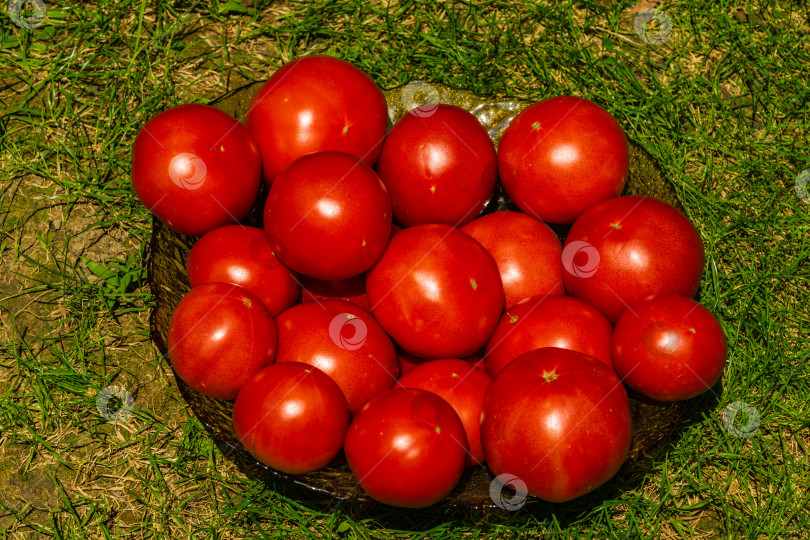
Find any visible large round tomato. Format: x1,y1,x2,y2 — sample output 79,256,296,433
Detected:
375,104,497,227
187,225,299,317
461,211,564,309
233,362,350,474
274,299,398,414
481,347,632,503
344,388,467,507
396,358,492,466
131,104,261,236
563,195,705,323
245,55,388,184
497,96,628,224
264,151,392,280
484,294,613,377
167,283,277,400
366,224,504,359
612,293,727,402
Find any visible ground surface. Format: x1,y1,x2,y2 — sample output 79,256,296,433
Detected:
0,0,808,538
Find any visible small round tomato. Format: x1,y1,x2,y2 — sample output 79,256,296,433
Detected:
562,196,705,323
612,293,727,402
274,299,398,414
299,273,370,311
366,224,504,359
497,96,628,224
245,55,388,184
376,104,497,227
344,388,467,507
131,104,260,236
484,295,613,377
396,358,492,466
167,283,277,400
482,347,632,503
233,362,350,474
461,211,564,309
187,225,299,317
264,151,392,280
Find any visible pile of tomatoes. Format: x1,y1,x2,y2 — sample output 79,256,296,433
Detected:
131,56,727,508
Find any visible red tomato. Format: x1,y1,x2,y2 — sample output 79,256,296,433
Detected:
497,96,628,224
167,283,277,400
274,299,398,414
484,295,613,377
366,224,504,359
233,362,350,474
131,104,260,236
396,359,492,466
344,388,467,507
461,211,564,309
612,293,727,402
375,104,497,227
245,55,387,184
187,225,299,317
482,347,632,503
562,196,705,323
264,151,392,280
299,273,370,311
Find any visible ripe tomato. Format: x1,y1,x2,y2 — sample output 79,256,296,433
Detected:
497,96,628,224
186,225,299,317
299,273,370,310
167,283,277,400
612,293,727,402
375,104,497,227
233,362,350,474
264,151,392,280
460,211,564,309
274,299,398,414
131,104,260,236
563,196,705,323
344,388,467,507
366,224,504,359
396,358,492,466
245,55,388,184
484,294,613,377
482,347,632,503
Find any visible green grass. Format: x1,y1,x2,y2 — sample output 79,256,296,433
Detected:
1,0,809,538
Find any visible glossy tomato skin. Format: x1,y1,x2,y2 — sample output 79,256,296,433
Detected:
131,104,260,236
187,225,299,317
167,283,277,400
246,55,387,184
563,196,705,323
376,104,497,227
274,299,398,414
264,151,392,280
612,293,727,402
366,224,504,359
484,294,613,377
299,273,370,310
344,388,467,507
497,96,628,224
482,347,632,503
233,362,350,474
396,359,492,466
461,211,564,309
